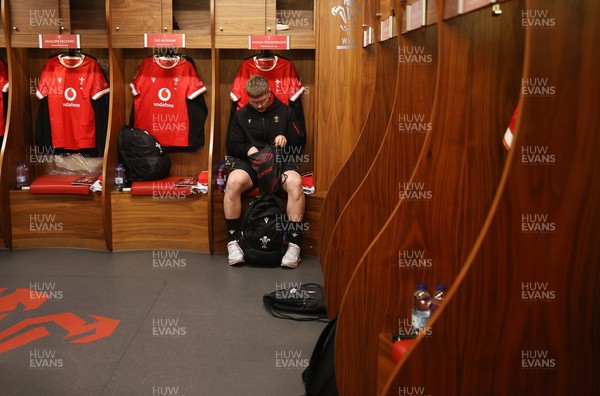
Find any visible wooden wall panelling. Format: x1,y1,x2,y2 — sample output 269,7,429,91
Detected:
315,0,377,192
318,3,397,264
321,14,437,316
211,48,316,254
334,1,525,394
384,0,600,393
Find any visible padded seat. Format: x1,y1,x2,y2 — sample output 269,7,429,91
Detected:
29,174,93,195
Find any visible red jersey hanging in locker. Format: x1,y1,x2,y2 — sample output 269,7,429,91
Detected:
230,56,304,109
36,55,109,150
130,55,207,147
0,59,9,137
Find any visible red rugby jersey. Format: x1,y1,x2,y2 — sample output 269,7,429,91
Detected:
36,55,109,150
230,56,304,109
130,55,206,147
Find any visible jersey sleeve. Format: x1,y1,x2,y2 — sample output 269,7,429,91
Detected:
130,59,146,97
91,61,110,100
186,63,207,100
0,60,9,93
230,61,248,103
35,61,53,100
284,61,304,102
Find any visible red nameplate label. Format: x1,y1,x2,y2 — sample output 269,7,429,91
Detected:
38,34,80,49
248,35,290,50
144,33,186,48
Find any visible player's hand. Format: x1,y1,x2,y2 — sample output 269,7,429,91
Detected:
274,135,287,147
247,146,259,156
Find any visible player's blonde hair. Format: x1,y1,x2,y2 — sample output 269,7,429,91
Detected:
246,75,269,98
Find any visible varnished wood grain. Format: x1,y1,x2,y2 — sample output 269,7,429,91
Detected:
321,24,436,316
8,0,70,35
384,0,600,394
110,0,163,35
335,2,525,395
318,36,397,262
10,190,105,249
315,0,377,191
215,0,268,36
111,192,209,251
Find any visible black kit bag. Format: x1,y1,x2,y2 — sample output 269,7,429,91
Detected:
263,283,328,321
239,193,286,266
118,126,172,181
302,316,339,396
248,145,282,194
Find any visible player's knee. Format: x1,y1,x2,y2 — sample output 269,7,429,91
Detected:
284,172,303,195
226,172,250,194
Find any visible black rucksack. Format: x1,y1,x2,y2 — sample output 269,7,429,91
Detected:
303,316,339,396
239,193,286,266
118,126,172,181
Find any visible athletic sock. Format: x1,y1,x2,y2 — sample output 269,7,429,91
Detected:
226,218,240,242
287,222,302,245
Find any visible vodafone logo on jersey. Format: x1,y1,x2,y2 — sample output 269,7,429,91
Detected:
158,88,171,102
154,87,175,108
62,87,81,108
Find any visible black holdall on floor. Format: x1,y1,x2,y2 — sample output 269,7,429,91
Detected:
239,193,287,266
263,283,328,321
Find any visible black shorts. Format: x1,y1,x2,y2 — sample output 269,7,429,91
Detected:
231,159,300,189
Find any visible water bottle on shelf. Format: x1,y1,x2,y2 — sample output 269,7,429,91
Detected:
16,162,29,187
430,284,447,315
411,284,431,334
216,161,225,193
115,163,126,190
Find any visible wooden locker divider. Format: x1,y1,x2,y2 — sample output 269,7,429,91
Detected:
106,0,212,252
314,0,378,193
3,0,109,249
0,0,11,248
384,0,600,393
317,34,397,272
321,3,438,316
333,0,525,394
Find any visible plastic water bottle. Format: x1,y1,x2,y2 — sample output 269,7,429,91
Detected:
430,285,447,315
216,161,225,192
115,163,126,189
16,162,29,187
411,284,431,333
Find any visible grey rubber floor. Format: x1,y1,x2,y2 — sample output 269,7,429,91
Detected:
0,248,327,396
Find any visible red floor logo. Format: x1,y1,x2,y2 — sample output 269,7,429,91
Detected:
0,287,120,354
